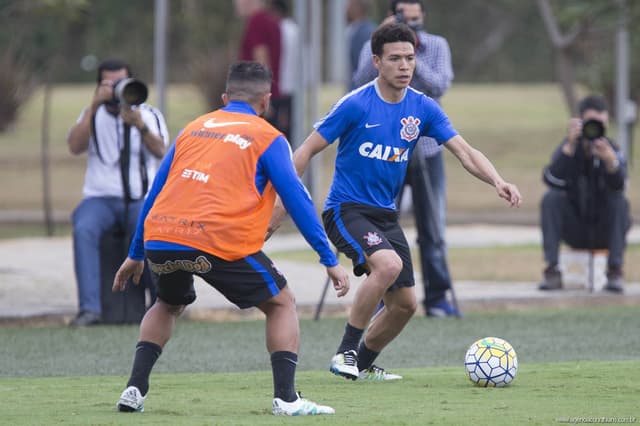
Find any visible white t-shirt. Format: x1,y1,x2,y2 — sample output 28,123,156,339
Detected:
279,17,298,96
77,104,169,199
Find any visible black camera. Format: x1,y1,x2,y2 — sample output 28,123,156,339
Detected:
581,119,605,140
112,78,148,106
395,11,405,24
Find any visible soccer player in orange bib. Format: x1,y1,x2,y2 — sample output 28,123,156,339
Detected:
113,62,350,416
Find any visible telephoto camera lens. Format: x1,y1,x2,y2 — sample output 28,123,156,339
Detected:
581,119,605,140
113,78,148,105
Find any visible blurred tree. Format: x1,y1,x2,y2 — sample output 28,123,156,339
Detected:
172,1,237,111
419,0,555,82
0,0,87,130
537,0,640,115
3,0,636,131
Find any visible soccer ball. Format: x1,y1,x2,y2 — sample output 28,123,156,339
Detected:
464,337,518,387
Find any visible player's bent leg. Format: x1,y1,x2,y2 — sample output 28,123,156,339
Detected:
354,287,415,381
330,250,402,381
139,300,185,348
365,286,416,351
348,249,403,329
117,301,183,413
258,288,330,415
257,286,300,353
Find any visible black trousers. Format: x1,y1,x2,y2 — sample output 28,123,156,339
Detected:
540,189,631,270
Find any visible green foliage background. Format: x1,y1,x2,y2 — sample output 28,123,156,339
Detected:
2,0,639,85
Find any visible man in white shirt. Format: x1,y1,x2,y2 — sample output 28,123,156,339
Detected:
67,59,169,326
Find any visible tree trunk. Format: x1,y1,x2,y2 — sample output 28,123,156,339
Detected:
555,49,578,116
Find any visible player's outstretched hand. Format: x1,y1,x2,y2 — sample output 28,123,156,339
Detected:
112,258,145,292
496,181,522,208
326,264,350,297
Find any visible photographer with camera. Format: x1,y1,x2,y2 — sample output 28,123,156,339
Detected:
67,59,169,326
539,95,631,293
352,0,457,317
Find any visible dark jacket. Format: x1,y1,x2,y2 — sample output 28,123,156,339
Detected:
543,138,626,222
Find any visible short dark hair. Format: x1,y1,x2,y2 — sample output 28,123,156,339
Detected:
578,95,608,116
390,0,424,14
225,61,273,103
371,23,416,57
96,59,131,83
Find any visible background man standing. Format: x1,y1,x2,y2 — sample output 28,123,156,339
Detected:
235,0,289,136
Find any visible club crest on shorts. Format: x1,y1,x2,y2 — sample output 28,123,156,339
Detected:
400,116,421,143
363,231,383,247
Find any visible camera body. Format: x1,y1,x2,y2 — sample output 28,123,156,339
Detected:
112,78,148,106
581,119,605,140
394,11,405,24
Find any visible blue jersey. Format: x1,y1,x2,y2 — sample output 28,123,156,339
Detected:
315,79,458,211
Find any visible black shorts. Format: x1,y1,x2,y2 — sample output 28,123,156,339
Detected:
145,249,287,309
322,202,414,290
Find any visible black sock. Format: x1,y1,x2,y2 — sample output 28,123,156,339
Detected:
357,342,380,371
126,341,162,396
337,323,364,354
271,351,298,402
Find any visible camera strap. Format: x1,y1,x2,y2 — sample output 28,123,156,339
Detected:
120,123,132,202
91,110,149,201
90,113,106,164
119,124,149,203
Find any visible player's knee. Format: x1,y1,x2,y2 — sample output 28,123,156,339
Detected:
390,297,417,319
275,288,296,308
261,287,296,313
374,252,403,283
400,298,418,318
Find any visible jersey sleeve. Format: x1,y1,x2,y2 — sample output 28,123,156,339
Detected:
128,143,176,260
259,136,338,267
419,96,458,144
313,96,361,145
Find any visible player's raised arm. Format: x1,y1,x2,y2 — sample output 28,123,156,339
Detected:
292,130,331,177
266,131,331,239
443,134,522,207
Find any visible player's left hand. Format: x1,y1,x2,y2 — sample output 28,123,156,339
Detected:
495,181,522,207
112,257,145,292
326,264,350,297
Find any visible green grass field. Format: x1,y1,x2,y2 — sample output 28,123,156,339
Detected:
2,363,637,425
1,307,638,424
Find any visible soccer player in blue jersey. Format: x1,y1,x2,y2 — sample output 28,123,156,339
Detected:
269,23,522,381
